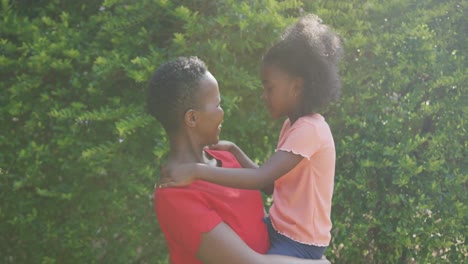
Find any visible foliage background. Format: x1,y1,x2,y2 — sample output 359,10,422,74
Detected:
0,0,465,263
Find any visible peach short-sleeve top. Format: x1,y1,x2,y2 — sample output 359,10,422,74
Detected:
269,114,335,246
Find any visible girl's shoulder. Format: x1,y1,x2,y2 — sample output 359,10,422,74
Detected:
294,113,326,127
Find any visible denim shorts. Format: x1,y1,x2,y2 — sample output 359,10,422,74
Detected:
263,216,327,259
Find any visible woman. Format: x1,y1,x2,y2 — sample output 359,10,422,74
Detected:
147,56,329,264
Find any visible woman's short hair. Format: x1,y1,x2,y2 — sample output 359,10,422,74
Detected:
147,56,207,133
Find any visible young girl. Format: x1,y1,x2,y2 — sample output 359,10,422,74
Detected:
160,14,344,259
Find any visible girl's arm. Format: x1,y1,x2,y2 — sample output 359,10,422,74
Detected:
198,221,330,264
208,141,274,194
161,150,303,190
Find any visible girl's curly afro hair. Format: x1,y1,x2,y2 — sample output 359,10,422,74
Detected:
263,14,344,115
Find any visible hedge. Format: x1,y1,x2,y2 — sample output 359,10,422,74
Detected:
0,0,465,263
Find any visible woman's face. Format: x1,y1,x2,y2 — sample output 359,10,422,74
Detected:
194,71,224,146
261,63,300,119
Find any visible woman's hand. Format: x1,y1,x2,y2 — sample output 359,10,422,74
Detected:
158,163,203,188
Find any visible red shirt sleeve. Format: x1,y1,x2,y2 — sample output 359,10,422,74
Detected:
155,187,222,257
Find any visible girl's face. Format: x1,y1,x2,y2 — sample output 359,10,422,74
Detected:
193,71,224,146
261,63,301,119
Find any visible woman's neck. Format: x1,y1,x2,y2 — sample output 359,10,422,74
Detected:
166,134,214,166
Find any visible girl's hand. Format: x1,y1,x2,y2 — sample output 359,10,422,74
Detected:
207,140,236,152
158,163,202,188
209,140,258,169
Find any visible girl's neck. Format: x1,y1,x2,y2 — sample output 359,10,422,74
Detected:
288,111,302,125
288,115,299,125
288,105,306,124
288,112,317,125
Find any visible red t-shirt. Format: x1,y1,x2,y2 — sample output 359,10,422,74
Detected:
155,150,269,264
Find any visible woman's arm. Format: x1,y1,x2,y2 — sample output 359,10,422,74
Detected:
197,222,330,264
161,150,303,190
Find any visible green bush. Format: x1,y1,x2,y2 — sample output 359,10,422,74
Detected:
305,1,466,262
0,0,465,263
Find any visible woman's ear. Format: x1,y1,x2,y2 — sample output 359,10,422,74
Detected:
184,109,198,127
